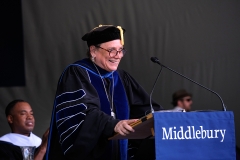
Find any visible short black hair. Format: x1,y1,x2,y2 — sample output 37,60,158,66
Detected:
5,99,26,117
172,89,192,106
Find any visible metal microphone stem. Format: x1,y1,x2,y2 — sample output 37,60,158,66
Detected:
149,65,163,113
155,60,227,111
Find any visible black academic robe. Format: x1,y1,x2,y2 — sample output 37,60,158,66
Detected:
46,58,161,160
0,141,41,160
0,141,23,160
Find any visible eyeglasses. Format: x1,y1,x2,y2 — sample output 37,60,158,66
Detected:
95,46,126,57
182,98,192,102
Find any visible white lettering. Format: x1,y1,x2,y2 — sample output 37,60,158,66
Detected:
173,126,177,139
207,130,214,138
162,127,173,140
214,129,219,138
200,126,206,139
177,126,184,140
184,126,192,139
196,130,201,139
192,126,196,139
219,129,226,142
161,126,226,142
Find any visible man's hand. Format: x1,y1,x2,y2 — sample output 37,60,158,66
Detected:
40,128,49,149
34,128,49,160
114,119,138,136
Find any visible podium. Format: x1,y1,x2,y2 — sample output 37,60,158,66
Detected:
110,111,236,160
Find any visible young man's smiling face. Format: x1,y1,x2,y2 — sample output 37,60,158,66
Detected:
7,102,35,136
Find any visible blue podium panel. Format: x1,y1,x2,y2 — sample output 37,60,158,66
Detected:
154,111,236,160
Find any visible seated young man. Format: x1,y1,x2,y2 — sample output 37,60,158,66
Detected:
0,99,49,160
171,89,193,112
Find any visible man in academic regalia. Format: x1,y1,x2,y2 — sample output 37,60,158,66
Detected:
46,25,162,160
0,99,49,160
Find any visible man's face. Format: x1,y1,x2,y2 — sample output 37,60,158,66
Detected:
7,102,35,136
91,39,124,72
178,96,193,111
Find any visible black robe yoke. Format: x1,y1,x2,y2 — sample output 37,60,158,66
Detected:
0,141,42,160
46,59,161,160
0,141,23,160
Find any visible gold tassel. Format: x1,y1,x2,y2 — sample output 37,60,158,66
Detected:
117,26,124,45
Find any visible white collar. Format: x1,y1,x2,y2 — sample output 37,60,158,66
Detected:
0,132,42,147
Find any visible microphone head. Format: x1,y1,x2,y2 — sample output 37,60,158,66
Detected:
150,57,159,63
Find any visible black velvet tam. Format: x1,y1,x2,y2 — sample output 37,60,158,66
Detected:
82,25,125,47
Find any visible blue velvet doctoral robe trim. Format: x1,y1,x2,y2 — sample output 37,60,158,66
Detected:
47,59,129,160
74,58,129,160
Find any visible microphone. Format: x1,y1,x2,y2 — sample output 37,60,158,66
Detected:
150,57,227,111
149,58,163,113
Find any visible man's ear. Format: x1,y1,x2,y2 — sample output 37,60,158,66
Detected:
7,115,13,124
177,100,182,107
89,46,96,57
